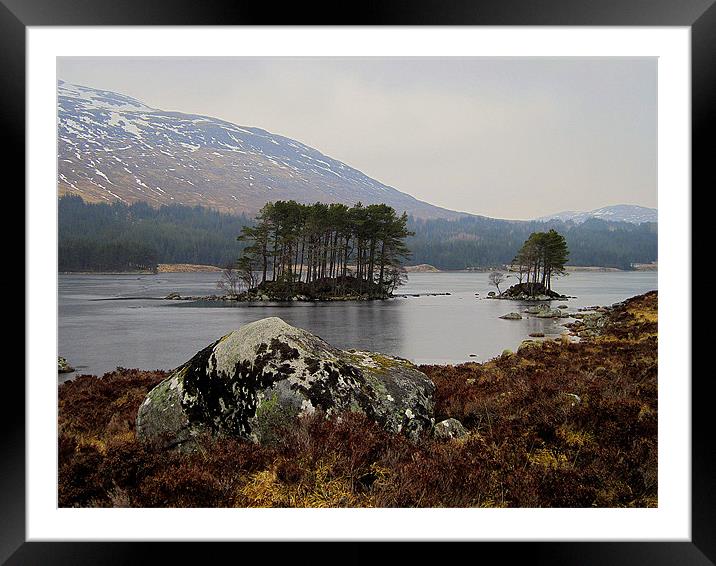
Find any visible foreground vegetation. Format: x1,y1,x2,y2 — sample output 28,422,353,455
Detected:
58,292,657,508
58,196,657,272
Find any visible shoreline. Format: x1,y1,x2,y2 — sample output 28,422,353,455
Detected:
60,263,224,275
59,263,658,276
59,285,660,389
58,291,658,508
60,294,636,381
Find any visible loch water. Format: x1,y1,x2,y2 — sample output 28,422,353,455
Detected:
58,271,657,382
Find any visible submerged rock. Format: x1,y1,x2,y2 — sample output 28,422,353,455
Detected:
136,317,435,449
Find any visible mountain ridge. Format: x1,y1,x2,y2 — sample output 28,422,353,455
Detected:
536,204,657,224
57,81,469,220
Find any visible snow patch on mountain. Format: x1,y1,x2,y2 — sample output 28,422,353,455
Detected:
56,81,463,219
537,205,657,225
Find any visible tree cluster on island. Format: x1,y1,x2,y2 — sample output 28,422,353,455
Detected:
489,229,570,298
227,200,414,300
58,196,656,273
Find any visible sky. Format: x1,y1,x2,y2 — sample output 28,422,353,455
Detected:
57,57,657,220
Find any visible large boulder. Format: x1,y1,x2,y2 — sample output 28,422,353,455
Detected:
136,317,435,449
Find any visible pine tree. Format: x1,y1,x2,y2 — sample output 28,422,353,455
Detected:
235,200,413,297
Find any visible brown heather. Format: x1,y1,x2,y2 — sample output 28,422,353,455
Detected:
58,291,657,508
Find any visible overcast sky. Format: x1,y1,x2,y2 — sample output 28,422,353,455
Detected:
58,57,657,220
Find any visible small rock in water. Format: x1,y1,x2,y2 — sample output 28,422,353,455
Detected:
529,332,545,338
533,309,556,318
525,304,550,315
499,312,523,320
58,356,75,373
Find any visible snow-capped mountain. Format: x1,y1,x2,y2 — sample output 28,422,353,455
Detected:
537,205,657,224
57,81,464,219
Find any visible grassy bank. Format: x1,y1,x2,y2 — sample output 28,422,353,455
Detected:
58,292,657,508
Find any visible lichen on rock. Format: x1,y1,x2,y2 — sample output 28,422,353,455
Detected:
433,418,468,440
136,317,435,450
58,356,75,373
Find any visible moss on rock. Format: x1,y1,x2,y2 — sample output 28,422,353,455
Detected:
136,317,435,449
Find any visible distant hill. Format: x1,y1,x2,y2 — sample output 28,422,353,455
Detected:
57,81,466,220
58,197,658,273
536,204,657,224
407,215,657,271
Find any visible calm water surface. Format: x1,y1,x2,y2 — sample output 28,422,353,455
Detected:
58,271,657,381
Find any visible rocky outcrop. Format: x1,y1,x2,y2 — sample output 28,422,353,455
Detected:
162,278,393,302
533,308,570,319
58,356,75,373
499,312,522,320
565,311,607,337
524,304,569,318
495,282,568,301
518,339,542,352
433,418,468,440
136,317,435,450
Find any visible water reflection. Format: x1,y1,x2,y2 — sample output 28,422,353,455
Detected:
58,271,657,380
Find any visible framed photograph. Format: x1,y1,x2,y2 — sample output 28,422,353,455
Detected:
9,0,710,563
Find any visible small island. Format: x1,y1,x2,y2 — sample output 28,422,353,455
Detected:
488,229,571,301
168,200,414,302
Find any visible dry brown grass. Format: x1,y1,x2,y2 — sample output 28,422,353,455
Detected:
58,292,658,508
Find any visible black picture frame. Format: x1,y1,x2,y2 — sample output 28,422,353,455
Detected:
6,1,709,563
